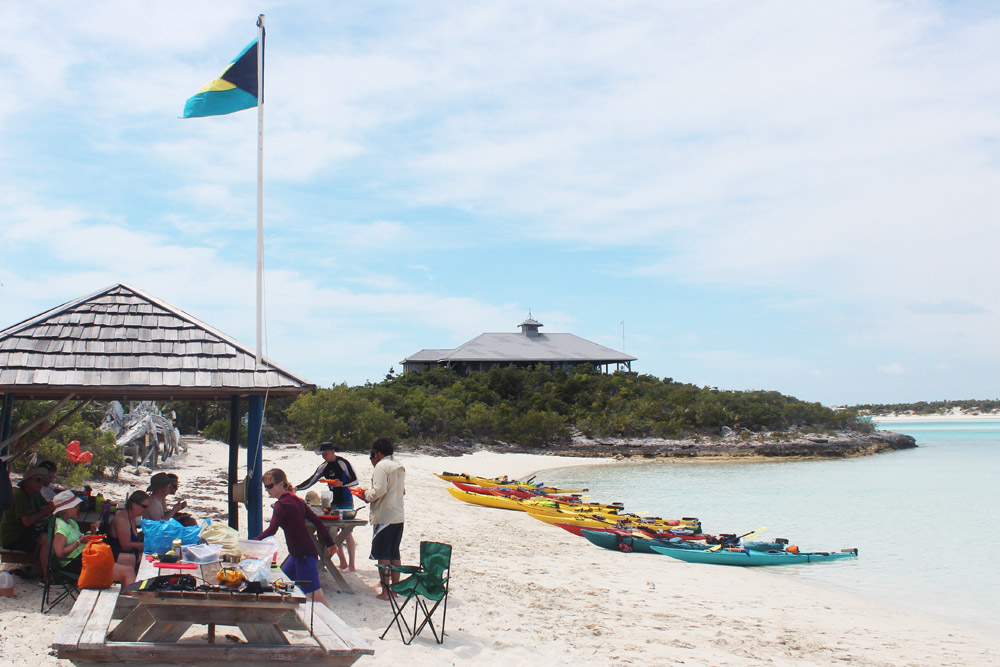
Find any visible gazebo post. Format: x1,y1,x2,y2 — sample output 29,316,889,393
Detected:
228,395,240,530
246,394,265,537
0,394,13,456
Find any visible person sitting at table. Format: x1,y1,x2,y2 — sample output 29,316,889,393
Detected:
107,490,149,573
50,490,135,586
0,467,55,575
145,473,195,526
296,442,359,572
256,468,337,608
37,460,67,502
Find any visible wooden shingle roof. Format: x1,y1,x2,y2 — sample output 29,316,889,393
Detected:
0,283,314,399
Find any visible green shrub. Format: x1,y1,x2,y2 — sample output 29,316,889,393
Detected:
203,420,248,444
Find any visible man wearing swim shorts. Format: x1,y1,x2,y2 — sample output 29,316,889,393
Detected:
361,437,405,600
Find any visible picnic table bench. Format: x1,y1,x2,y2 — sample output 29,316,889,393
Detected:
0,546,38,565
52,557,374,666
308,516,367,595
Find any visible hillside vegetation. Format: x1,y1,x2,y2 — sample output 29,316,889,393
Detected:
281,366,870,451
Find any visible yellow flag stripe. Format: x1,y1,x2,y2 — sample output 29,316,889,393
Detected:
195,77,238,95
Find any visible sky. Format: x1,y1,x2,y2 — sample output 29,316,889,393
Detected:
2,1,999,406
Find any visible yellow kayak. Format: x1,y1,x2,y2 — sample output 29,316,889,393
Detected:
447,487,626,516
436,472,587,495
527,509,702,532
446,486,530,510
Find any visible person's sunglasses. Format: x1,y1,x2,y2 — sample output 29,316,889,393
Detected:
138,503,150,509
30,476,45,482
264,482,276,490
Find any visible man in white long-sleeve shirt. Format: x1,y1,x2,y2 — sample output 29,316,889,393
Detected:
361,436,405,600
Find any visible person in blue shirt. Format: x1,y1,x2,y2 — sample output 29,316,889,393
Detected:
297,442,358,571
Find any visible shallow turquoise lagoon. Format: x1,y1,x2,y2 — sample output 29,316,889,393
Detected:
541,420,1000,632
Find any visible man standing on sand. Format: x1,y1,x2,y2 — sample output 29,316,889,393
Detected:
296,441,359,572
359,437,405,600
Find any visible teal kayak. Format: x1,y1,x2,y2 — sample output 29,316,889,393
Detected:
650,544,859,566
581,529,783,554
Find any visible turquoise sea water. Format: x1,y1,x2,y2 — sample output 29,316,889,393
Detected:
541,420,1000,633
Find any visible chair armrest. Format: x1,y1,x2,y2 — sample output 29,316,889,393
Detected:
388,565,421,574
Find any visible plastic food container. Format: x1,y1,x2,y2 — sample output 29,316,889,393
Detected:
181,543,223,563
238,538,279,560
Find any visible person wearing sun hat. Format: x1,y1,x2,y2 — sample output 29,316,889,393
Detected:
50,490,135,585
0,467,55,555
50,490,87,573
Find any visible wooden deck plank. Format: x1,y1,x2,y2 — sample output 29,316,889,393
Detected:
310,602,374,655
78,585,122,649
238,623,289,645
61,641,346,662
140,620,192,643
106,605,155,642
52,588,100,650
295,603,348,653
145,604,290,625
294,602,374,656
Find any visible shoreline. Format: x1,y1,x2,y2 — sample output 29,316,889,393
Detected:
413,429,916,460
872,412,1000,423
2,442,998,665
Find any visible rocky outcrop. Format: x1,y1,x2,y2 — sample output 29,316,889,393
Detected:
549,430,916,458
411,430,917,459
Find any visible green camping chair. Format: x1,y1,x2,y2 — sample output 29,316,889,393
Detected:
380,541,451,644
41,517,80,613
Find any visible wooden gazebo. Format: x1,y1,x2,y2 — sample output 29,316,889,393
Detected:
0,283,314,536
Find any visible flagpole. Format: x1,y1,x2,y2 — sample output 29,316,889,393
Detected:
255,14,265,366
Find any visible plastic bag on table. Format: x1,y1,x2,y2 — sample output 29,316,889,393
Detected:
238,558,271,585
200,522,241,557
141,518,209,555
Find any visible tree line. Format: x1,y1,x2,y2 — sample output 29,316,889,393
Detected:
273,366,868,451
9,366,871,478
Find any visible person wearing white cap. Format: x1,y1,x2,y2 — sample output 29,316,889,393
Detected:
51,490,134,585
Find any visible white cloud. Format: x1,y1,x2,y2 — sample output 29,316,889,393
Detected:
877,363,906,376
4,1,1000,400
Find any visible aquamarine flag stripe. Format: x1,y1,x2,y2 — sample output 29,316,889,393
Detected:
182,36,260,118
183,87,258,118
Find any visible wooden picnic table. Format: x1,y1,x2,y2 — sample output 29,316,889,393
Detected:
52,556,374,666
308,517,367,595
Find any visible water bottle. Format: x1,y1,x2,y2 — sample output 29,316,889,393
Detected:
0,571,14,598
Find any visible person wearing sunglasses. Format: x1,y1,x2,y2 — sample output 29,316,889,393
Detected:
255,468,337,608
107,490,149,573
0,467,55,564
146,472,195,525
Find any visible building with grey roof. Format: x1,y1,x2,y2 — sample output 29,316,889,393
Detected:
401,315,636,375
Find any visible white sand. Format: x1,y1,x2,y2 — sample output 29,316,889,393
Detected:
872,411,1000,423
2,440,999,666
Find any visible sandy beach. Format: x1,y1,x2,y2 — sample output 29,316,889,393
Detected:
872,411,1000,423
2,439,999,666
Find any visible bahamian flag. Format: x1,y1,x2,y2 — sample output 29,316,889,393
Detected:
183,36,261,118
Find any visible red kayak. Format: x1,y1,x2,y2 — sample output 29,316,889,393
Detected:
553,522,705,541
452,481,583,503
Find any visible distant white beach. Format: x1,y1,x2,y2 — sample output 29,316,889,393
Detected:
871,411,1000,423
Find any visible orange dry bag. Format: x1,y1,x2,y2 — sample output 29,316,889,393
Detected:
78,540,115,589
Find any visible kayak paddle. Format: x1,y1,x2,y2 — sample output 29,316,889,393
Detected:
706,526,766,552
